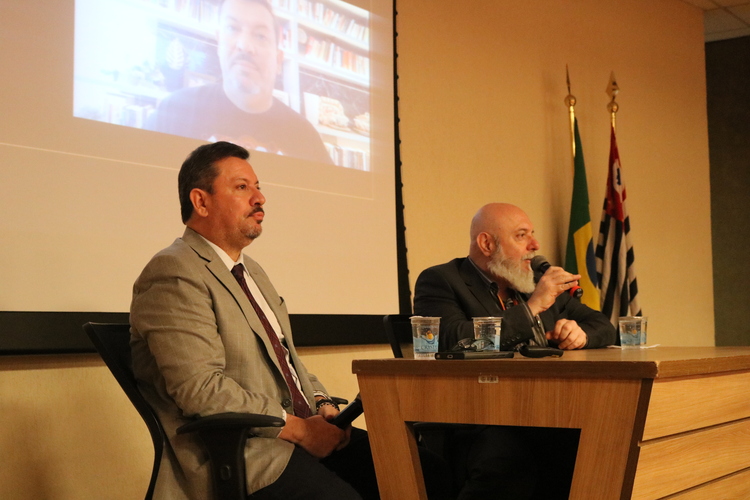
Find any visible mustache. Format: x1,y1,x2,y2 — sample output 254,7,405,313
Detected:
231,52,260,69
250,206,264,215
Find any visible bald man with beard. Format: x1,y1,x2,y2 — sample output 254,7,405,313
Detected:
413,203,615,500
414,203,615,353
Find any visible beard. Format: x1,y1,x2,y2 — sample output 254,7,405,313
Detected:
234,71,262,96
244,224,262,240
486,247,536,294
227,52,263,92
243,207,264,240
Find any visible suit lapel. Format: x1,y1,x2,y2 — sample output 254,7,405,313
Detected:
182,228,284,376
243,257,291,338
459,258,504,316
243,255,314,401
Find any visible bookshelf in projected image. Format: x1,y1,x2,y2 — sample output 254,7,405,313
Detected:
73,0,371,171
274,0,371,171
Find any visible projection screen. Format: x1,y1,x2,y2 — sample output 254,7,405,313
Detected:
0,0,399,349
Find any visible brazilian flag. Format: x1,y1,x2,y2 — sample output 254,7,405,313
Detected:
565,118,600,310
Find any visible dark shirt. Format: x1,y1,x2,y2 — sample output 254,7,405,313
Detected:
147,83,333,164
413,257,617,351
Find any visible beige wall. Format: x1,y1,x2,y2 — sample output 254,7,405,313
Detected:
0,348,388,500
397,0,713,347
0,356,152,500
0,0,714,498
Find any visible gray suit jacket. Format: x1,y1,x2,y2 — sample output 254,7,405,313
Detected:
130,227,326,499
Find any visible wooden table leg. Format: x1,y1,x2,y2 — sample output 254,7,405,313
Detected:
357,374,428,500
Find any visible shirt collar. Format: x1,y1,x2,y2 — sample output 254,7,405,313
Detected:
198,234,243,271
467,256,526,307
467,256,495,288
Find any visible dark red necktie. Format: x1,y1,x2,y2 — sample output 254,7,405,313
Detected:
231,264,312,419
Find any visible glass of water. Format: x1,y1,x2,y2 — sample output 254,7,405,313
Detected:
618,316,648,348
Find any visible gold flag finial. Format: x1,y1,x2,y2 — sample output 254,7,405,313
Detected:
606,71,619,129
606,71,619,100
565,65,576,162
564,64,576,108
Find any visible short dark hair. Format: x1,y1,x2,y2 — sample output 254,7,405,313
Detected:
220,0,274,13
219,0,273,10
178,141,250,223
219,0,279,45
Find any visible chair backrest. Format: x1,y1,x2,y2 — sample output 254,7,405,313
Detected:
84,322,163,500
382,314,413,358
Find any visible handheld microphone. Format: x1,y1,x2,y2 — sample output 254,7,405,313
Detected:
530,255,583,299
331,394,363,429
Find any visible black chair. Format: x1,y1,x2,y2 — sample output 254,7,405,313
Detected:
382,314,413,358
382,314,474,481
382,314,456,445
84,322,285,500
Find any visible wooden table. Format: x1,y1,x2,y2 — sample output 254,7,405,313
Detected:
353,347,750,499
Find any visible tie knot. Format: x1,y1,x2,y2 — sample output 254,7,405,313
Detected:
231,264,245,281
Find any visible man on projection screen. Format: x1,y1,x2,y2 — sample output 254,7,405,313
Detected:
147,0,333,165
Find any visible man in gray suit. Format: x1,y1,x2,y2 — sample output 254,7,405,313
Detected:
130,141,376,499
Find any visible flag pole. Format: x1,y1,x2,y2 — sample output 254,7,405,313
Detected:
597,71,642,325
565,65,576,164
563,67,601,309
606,71,619,131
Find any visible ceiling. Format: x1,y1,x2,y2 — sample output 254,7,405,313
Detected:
680,0,750,41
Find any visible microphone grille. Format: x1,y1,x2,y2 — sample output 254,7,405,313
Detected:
530,255,549,273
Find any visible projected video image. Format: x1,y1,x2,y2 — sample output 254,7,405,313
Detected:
74,0,371,170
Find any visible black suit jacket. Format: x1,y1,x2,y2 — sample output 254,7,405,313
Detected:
414,257,617,351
